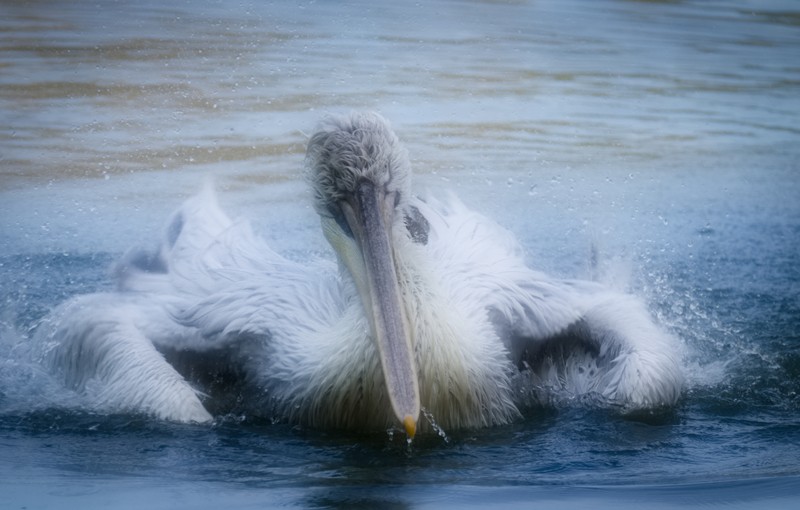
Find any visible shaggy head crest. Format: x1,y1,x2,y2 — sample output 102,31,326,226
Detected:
306,112,411,215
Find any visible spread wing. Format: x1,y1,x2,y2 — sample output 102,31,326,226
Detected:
36,185,344,421
412,194,683,410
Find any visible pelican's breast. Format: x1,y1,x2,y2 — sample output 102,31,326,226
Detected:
397,241,521,431
269,300,398,431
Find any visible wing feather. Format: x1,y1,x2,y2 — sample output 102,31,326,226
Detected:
36,186,343,422
412,194,584,339
116,185,342,349
34,294,212,422
413,193,682,409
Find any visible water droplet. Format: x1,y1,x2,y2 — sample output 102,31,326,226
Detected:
421,408,450,444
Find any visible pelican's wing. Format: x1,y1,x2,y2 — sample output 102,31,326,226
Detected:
411,194,583,339
37,186,342,422
413,194,682,409
115,183,286,302
519,288,684,408
34,293,213,422
32,187,237,421
116,185,342,350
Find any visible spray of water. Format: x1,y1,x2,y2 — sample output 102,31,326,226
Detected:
421,407,450,444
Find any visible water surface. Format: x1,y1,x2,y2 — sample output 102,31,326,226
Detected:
1,0,799,508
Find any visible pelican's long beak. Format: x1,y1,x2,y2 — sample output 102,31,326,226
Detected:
322,178,420,438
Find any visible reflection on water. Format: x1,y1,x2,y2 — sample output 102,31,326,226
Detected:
1,0,800,508
2,0,798,189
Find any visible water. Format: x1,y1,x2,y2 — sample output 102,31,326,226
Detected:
1,0,799,507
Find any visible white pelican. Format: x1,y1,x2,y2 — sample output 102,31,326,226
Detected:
34,112,682,438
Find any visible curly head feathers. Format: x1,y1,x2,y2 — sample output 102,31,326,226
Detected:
306,112,411,215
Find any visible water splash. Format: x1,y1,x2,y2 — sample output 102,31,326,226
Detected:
0,318,87,417
421,407,450,444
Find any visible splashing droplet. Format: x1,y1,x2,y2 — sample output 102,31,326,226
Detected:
421,407,450,444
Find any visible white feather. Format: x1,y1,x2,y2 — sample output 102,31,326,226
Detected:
33,113,683,431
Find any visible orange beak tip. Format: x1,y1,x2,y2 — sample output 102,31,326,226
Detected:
403,415,417,439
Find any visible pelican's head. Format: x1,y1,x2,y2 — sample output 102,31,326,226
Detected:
306,112,419,438
308,112,412,219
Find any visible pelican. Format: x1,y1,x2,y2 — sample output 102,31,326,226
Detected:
34,112,682,437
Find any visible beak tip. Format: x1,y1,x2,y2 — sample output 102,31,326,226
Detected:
403,414,417,439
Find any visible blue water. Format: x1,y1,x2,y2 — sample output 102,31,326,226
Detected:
2,0,800,508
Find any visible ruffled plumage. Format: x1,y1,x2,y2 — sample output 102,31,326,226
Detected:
33,113,683,433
